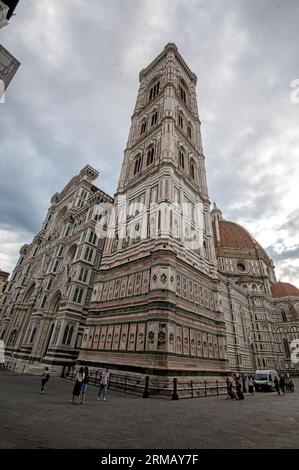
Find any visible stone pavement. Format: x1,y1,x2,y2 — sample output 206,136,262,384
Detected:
0,369,298,449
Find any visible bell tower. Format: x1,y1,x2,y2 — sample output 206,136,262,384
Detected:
79,44,229,378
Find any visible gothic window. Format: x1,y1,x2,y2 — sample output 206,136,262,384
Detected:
133,153,143,175
149,81,160,102
146,146,155,166
86,247,93,262
52,322,61,344
62,325,69,345
72,287,84,304
178,112,184,129
67,326,74,346
281,310,287,322
140,119,147,135
30,327,37,344
190,158,195,179
88,230,97,245
179,147,185,169
179,84,186,103
41,295,47,308
78,268,89,283
187,123,192,140
151,109,158,126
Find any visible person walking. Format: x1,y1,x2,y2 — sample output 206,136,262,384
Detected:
80,367,89,404
274,376,280,396
97,367,110,401
279,374,286,396
226,377,235,399
70,367,84,404
235,376,244,400
40,367,50,393
248,376,254,394
241,373,247,394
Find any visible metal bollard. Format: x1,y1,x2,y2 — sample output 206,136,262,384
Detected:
171,378,179,400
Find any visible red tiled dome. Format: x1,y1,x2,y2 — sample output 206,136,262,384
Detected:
213,220,271,263
271,282,299,298
217,221,255,249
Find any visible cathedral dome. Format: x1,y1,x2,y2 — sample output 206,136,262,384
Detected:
213,220,272,265
271,281,299,298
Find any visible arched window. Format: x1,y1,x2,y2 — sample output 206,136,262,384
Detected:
146,146,155,166
67,326,74,346
149,81,160,102
52,321,61,344
203,241,207,257
179,147,185,169
190,158,195,179
179,84,186,103
187,123,192,140
281,310,287,322
30,327,37,344
178,112,184,129
62,325,69,345
151,110,158,126
283,339,290,358
133,154,142,175
140,119,147,135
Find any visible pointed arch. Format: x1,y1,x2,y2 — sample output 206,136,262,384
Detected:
48,291,62,314
55,206,68,227
22,282,36,305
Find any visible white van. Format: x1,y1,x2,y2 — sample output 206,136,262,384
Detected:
254,369,278,392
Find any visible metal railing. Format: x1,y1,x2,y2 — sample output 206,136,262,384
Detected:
62,368,230,399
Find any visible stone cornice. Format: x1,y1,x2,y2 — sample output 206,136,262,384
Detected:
139,43,197,85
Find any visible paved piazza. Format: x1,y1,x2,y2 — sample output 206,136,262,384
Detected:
0,370,298,449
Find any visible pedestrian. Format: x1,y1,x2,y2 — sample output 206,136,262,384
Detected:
279,374,285,396
274,376,280,395
241,373,247,393
40,367,50,393
235,377,244,400
70,367,85,404
226,377,235,399
80,366,89,404
97,367,110,401
248,376,254,394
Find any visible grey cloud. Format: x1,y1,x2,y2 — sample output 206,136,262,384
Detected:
0,0,298,283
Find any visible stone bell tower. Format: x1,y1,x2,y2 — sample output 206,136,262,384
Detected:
79,43,229,378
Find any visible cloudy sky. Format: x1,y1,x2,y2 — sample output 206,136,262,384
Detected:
0,0,298,285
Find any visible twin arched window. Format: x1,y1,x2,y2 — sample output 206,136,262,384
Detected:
140,120,147,135
178,147,195,179
179,84,186,103
151,110,158,126
179,148,185,169
140,110,158,136
62,324,74,346
146,146,155,166
190,158,195,180
149,81,160,101
134,154,143,175
134,146,155,175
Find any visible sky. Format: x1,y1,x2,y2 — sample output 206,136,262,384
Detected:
0,0,298,286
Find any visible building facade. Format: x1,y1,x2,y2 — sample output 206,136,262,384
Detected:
0,165,113,370
0,0,20,98
0,44,298,377
0,269,9,296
